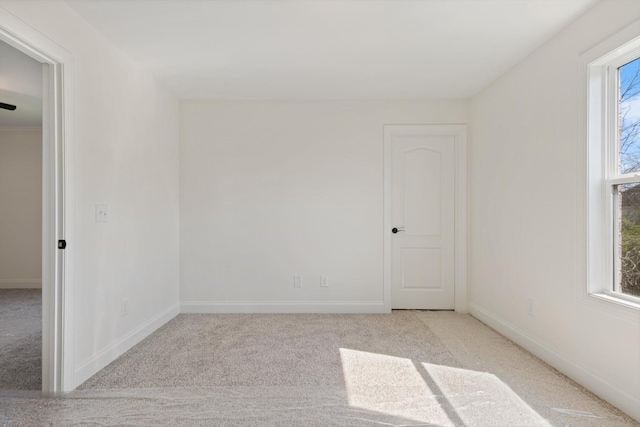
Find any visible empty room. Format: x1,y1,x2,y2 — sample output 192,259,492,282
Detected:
0,0,639,426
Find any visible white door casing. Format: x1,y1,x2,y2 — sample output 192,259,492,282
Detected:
384,125,467,311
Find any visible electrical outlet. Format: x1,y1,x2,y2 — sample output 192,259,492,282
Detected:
320,275,329,287
293,275,302,288
121,298,129,316
527,298,535,317
96,204,108,223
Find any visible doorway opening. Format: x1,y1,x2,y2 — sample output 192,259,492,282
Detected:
0,39,44,391
0,10,75,394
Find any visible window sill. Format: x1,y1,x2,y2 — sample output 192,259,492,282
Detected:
602,290,640,306
585,291,640,320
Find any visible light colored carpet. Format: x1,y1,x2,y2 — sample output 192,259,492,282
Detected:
79,311,458,389
0,289,41,391
2,311,638,426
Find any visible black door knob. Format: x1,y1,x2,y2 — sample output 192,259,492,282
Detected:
392,228,399,234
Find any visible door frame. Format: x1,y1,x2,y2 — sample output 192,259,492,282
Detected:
383,125,467,312
0,8,76,394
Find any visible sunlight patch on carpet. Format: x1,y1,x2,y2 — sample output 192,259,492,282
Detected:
339,348,552,426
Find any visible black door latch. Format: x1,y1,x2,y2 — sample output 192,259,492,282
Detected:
58,240,66,249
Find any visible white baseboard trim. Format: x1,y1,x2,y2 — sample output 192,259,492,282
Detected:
469,303,640,422
180,300,389,314
0,280,41,289
74,302,180,388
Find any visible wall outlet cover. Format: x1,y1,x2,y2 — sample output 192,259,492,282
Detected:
96,204,108,223
527,298,535,317
320,275,329,287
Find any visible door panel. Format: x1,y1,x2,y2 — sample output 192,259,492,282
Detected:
390,132,455,309
401,248,442,290
403,147,442,237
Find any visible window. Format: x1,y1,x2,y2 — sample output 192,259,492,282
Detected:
585,26,640,308
612,58,640,299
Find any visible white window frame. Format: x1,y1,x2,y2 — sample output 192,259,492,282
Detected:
580,21,640,317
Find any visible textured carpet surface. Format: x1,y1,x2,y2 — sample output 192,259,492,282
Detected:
0,289,41,391
2,311,638,426
79,311,458,389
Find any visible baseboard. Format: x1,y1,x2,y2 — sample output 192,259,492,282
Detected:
180,300,388,314
468,303,640,422
0,280,41,289
74,302,180,388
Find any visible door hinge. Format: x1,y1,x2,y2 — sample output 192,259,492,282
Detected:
58,240,66,249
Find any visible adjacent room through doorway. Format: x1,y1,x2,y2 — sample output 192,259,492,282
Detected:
0,39,44,392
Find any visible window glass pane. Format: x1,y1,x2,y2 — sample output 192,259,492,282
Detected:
618,183,640,297
619,57,640,174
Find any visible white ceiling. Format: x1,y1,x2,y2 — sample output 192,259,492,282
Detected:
0,40,43,126
66,0,598,100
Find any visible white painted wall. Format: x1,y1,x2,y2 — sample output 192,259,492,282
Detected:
0,1,180,387
180,101,468,312
0,126,42,288
469,0,640,420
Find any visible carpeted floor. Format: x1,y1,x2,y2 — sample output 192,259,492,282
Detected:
1,311,639,426
0,289,41,391
79,311,457,389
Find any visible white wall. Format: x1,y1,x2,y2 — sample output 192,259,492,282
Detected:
1,1,180,387
180,101,468,312
0,126,42,288
469,0,640,420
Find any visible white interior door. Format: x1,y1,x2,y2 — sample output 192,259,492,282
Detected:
388,126,456,309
